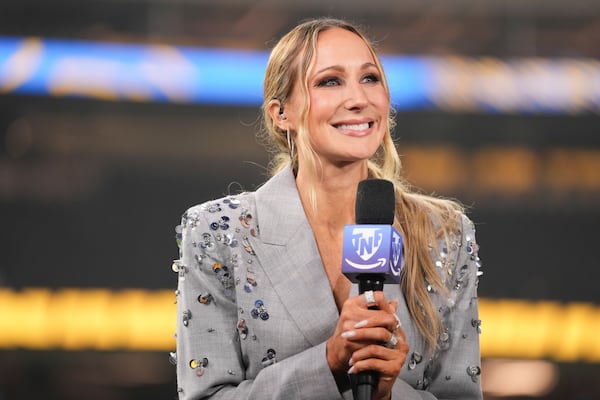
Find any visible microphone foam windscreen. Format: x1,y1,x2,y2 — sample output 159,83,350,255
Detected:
355,179,395,225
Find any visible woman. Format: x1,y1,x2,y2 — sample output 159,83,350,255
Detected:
173,18,483,400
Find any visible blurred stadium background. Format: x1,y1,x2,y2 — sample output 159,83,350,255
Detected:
0,0,599,399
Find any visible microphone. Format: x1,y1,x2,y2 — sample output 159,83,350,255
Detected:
341,179,403,400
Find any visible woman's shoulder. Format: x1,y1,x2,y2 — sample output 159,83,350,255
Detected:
430,209,482,306
181,192,256,220
429,208,479,266
176,192,259,245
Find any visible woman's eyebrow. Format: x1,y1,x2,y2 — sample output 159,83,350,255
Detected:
314,62,377,75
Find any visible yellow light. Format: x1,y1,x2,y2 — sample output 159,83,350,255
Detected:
1,288,599,362
478,298,600,363
0,288,176,351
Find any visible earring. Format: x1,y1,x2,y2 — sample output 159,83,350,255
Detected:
278,103,286,120
286,128,295,160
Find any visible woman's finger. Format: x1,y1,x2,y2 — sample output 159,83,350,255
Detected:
348,343,407,375
361,290,390,310
341,326,395,345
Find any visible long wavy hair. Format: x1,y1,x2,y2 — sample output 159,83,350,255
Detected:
260,17,463,353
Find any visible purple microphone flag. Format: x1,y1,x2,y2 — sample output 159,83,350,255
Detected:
342,225,403,284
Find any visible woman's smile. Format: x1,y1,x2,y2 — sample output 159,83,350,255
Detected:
331,119,375,137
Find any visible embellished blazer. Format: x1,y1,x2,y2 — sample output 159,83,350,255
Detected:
173,166,483,400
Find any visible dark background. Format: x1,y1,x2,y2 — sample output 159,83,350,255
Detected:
1,1,599,399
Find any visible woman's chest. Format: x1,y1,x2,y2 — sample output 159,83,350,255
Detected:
315,238,351,312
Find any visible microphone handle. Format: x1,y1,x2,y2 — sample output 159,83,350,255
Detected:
354,274,385,400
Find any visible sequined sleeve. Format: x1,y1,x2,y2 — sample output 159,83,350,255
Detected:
417,213,484,399
174,203,244,399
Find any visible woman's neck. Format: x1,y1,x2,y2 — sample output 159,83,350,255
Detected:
296,161,368,236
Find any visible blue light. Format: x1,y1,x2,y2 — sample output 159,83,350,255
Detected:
0,37,434,107
0,36,268,105
1,36,599,113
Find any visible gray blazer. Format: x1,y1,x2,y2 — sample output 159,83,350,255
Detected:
174,166,483,400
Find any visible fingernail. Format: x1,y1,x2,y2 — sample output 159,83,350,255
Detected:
348,366,355,375
394,314,402,328
341,330,356,338
348,358,354,367
354,319,368,328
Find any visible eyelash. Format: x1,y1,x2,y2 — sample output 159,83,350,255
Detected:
316,77,341,87
363,73,380,83
315,73,380,87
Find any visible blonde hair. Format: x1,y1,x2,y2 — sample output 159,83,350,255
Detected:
260,17,463,353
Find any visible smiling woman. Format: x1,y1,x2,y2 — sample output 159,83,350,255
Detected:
173,17,483,400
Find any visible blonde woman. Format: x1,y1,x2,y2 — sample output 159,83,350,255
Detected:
174,17,483,400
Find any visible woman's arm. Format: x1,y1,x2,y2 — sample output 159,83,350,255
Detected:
390,213,483,400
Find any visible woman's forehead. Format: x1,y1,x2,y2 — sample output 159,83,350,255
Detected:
310,28,376,73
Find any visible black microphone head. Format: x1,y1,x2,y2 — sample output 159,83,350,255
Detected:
355,179,395,225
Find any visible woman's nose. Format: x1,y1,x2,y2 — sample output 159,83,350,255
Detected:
344,82,369,110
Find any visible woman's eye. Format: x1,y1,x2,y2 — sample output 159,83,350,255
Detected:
316,77,341,87
362,73,381,83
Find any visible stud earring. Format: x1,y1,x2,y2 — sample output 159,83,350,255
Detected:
278,103,286,120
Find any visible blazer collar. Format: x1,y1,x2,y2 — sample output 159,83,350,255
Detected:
252,166,340,345
255,165,307,246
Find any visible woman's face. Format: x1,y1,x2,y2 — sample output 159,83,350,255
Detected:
287,27,390,168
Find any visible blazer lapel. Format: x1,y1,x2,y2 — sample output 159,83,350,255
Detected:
250,167,339,346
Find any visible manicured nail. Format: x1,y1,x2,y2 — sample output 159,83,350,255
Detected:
394,314,402,328
341,330,356,338
354,319,368,328
348,358,354,367
348,366,355,375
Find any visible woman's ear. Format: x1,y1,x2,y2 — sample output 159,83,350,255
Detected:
268,99,287,131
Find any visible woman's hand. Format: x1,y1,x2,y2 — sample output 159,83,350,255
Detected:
326,290,410,399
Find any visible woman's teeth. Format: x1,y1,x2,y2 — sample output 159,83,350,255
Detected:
336,122,370,130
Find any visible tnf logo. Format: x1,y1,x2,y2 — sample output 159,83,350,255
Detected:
351,227,383,261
